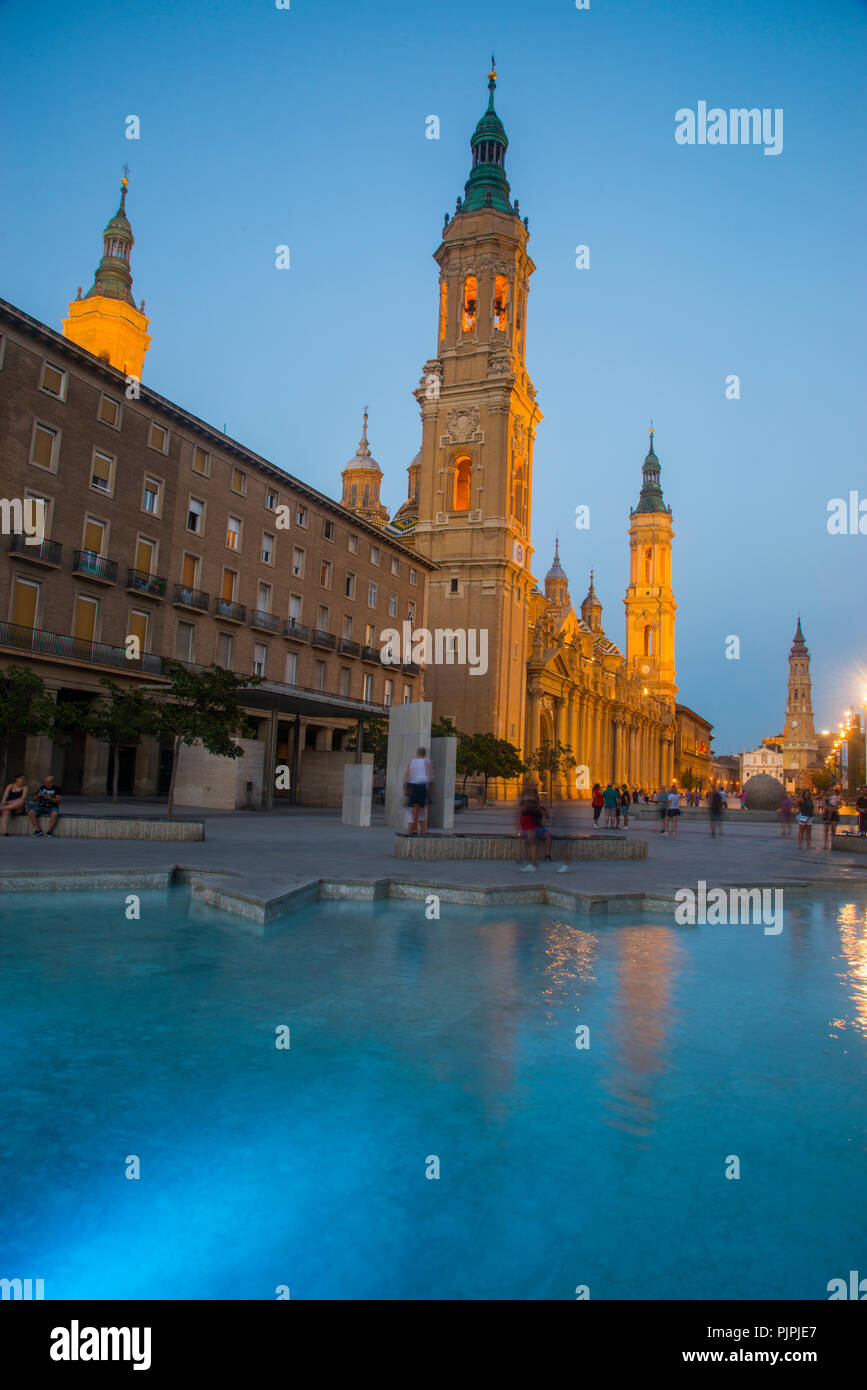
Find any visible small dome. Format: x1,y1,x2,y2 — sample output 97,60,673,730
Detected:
545,536,566,582
344,411,382,475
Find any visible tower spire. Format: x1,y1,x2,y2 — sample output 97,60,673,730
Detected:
460,60,514,214
634,426,667,514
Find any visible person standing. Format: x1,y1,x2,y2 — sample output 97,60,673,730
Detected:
797,790,814,849
856,787,867,837
403,747,434,836
518,782,552,871
0,775,28,835
591,783,604,826
665,784,681,836
602,782,619,828
823,786,841,849
708,787,723,837
620,784,631,828
778,793,794,837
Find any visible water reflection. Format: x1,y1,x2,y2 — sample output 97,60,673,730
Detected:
835,904,867,1039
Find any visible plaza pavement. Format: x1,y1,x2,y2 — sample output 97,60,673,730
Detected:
2,797,867,911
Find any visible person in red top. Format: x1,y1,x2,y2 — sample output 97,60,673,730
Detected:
591,783,604,826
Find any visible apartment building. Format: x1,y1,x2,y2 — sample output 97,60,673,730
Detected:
0,298,433,804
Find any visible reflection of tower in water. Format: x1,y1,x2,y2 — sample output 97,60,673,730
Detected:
834,904,867,1040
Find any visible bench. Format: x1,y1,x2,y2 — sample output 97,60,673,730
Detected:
2,816,204,842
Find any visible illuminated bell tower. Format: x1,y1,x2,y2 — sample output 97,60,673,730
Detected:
782,617,818,774
412,60,542,745
624,428,677,706
63,175,151,378
340,411,389,525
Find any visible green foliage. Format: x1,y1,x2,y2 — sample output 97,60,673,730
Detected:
810,769,834,792
525,740,576,803
345,716,389,772
156,662,262,816
680,767,696,791
0,665,56,787
82,680,161,802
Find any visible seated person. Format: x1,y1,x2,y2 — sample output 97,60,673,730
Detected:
0,775,28,834
27,775,62,836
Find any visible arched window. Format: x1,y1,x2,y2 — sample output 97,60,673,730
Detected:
363,483,371,507
462,276,477,332
453,456,471,511
644,547,652,583
643,625,653,656
494,275,508,332
350,483,357,507
439,280,447,341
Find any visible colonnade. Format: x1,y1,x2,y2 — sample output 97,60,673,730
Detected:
524,680,674,797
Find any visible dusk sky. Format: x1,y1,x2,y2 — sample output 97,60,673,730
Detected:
2,0,865,751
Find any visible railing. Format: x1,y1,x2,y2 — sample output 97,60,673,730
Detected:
402,661,420,676
214,597,246,622
338,637,361,656
250,609,281,633
8,534,62,565
284,619,311,641
0,620,162,674
311,629,337,649
172,584,209,611
127,568,167,598
72,550,118,582
361,645,381,663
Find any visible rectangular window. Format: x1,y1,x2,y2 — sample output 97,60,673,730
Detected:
296,505,308,527
284,651,297,684
187,497,204,533
343,615,353,639
368,582,377,608
128,609,149,653
340,666,351,697
345,572,356,599
253,643,268,678
384,679,394,707
363,673,373,702
323,519,335,542
364,622,376,646
24,489,52,537
192,445,209,475
231,467,246,496
149,422,169,453
370,545,380,566
226,515,242,550
388,592,398,617
265,486,277,510
40,362,66,399
181,553,199,588
449,577,459,594
316,604,329,630
314,660,326,692
257,582,272,613
288,594,302,621
11,576,39,630
175,621,196,661
292,547,304,577
409,567,418,585
390,557,399,576
403,684,411,705
261,532,274,564
216,632,234,668
348,533,358,554
83,516,106,555
31,421,58,471
320,559,332,588
408,601,416,624
99,393,121,427
135,536,156,576
74,594,98,643
142,475,162,514
90,450,114,493
221,569,236,602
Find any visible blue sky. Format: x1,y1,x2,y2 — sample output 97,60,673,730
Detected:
2,0,865,751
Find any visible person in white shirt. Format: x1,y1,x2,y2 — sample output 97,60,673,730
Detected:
403,747,434,836
664,785,681,836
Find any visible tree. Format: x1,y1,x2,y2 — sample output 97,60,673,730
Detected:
154,662,261,818
525,740,576,805
680,767,696,792
82,680,160,802
345,716,388,772
810,768,834,792
469,733,526,801
0,665,56,789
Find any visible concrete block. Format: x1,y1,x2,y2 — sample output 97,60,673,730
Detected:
342,762,373,826
385,701,432,829
429,736,456,830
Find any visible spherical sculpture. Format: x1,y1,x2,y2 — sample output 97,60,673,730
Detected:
744,773,784,811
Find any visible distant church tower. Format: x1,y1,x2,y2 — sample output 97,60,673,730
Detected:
340,412,389,525
624,428,677,705
782,617,818,774
63,176,151,378
411,61,542,741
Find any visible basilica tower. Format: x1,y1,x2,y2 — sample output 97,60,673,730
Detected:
624,429,677,705
63,176,151,378
782,617,818,775
411,62,541,743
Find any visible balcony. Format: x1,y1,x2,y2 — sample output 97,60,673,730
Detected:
0,619,162,675
72,550,118,584
173,584,209,612
251,609,281,634
338,637,361,657
284,619,311,643
361,644,381,663
126,568,167,599
402,661,420,676
311,629,337,650
8,534,62,567
214,597,246,624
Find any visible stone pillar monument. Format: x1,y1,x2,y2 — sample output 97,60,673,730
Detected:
385,700,432,829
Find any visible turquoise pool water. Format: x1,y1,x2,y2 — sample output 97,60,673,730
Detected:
1,888,865,1299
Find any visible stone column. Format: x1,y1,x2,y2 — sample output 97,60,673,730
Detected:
429,735,456,829
552,697,566,799
134,736,160,796
613,717,623,786
385,700,432,829
342,762,373,826
81,737,109,796
525,681,542,759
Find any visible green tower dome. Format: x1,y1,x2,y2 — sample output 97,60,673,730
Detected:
461,59,515,214
84,177,137,307
633,427,669,515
